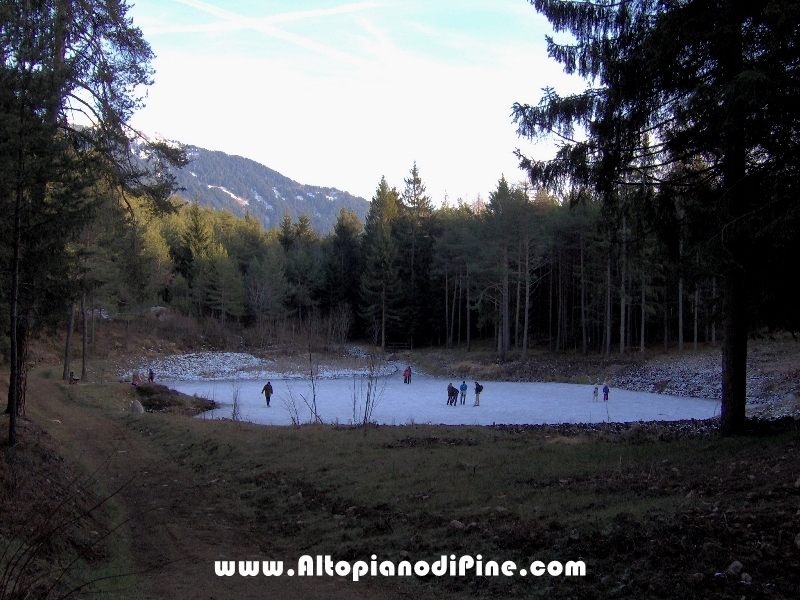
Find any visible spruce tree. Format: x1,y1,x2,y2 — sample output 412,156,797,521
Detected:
514,0,800,435
360,177,403,349
323,207,363,316
396,162,435,347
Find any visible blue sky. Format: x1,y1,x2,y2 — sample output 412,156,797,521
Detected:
127,0,583,203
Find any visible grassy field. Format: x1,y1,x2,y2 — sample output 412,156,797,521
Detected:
3,362,798,599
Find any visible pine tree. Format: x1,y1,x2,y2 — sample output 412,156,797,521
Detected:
513,0,800,435
488,177,529,360
396,162,435,347
205,246,245,326
360,177,403,349
246,245,289,327
322,207,363,315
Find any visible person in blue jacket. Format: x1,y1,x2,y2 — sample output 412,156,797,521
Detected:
459,381,468,405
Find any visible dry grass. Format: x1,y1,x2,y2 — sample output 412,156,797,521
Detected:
0,418,139,600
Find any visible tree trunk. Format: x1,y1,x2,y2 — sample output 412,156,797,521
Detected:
719,2,748,436
6,169,24,446
91,294,96,344
721,267,747,434
693,285,699,351
515,245,522,349
522,245,531,360
619,214,626,355
16,315,31,416
445,270,450,350
664,291,669,352
466,274,471,353
457,274,462,350
450,276,458,350
640,284,646,353
81,293,88,380
410,215,417,350
605,254,612,357
502,247,510,360
712,277,717,346
496,304,502,354
678,275,685,351
548,258,553,351
380,286,386,351
63,302,76,380
580,233,587,355
556,253,563,351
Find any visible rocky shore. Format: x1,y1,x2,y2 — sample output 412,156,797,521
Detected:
425,338,800,421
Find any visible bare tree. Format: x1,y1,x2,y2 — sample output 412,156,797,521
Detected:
352,353,387,435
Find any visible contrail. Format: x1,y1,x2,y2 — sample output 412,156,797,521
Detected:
146,0,384,65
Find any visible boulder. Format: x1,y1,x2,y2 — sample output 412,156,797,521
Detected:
725,561,743,576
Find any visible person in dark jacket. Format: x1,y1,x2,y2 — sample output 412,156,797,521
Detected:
447,383,458,405
474,381,483,406
262,381,274,407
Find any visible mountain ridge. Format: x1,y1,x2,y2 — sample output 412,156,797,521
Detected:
170,145,369,233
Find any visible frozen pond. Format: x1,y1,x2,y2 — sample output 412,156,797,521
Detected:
164,373,721,426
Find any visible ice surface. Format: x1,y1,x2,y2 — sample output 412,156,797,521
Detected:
167,373,721,427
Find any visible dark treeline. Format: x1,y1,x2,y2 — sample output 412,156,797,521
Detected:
95,162,738,365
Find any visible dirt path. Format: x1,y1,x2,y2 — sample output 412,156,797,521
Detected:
27,373,391,600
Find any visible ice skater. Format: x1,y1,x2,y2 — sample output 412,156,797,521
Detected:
447,383,458,405
459,381,468,405
602,383,610,402
262,381,274,407
474,381,483,406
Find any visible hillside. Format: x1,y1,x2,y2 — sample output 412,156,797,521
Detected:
171,145,370,233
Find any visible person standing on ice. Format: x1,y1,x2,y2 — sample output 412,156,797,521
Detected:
602,383,610,402
403,367,410,384
447,383,457,405
474,381,483,406
593,386,599,402
459,381,468,405
261,381,274,407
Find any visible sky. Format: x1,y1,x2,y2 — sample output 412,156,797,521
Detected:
127,0,585,204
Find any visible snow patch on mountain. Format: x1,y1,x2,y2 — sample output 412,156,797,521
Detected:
207,185,249,206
